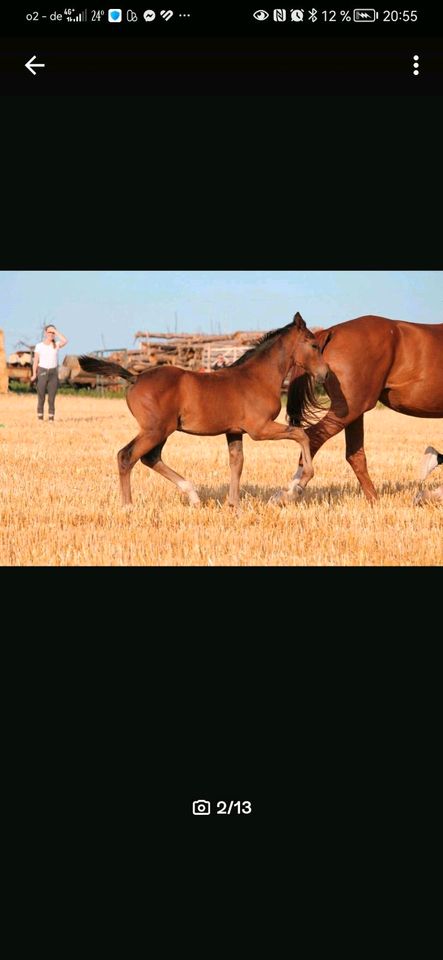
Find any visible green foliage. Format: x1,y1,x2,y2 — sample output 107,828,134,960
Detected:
57,385,126,398
9,381,31,393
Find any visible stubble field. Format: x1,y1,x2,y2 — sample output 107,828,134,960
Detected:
1,394,442,566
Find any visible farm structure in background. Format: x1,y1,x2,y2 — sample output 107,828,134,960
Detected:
62,331,271,388
6,326,324,389
132,330,264,371
59,332,267,389
6,343,34,386
130,327,323,375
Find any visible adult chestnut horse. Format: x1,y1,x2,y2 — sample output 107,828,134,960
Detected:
274,315,443,502
79,312,328,507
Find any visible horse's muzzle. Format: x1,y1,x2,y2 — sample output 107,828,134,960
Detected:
315,369,329,385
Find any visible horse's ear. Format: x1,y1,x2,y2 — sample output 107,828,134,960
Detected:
293,312,306,330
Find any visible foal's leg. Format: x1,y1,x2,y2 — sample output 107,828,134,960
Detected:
414,448,443,504
117,431,165,505
246,422,313,491
226,433,244,508
141,441,201,507
420,447,443,481
414,485,443,505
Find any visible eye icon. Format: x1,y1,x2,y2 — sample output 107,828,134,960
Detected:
253,9,270,20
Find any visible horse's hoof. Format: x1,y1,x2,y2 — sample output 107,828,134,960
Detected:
268,489,286,505
268,485,305,505
189,497,202,508
413,491,424,506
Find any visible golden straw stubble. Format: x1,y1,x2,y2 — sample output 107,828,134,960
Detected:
1,395,442,566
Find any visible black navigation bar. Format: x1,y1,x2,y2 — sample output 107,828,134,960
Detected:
2,36,441,94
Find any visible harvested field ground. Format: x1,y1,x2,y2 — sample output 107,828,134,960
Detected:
1,394,442,566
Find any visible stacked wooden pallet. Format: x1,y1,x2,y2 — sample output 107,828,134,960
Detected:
131,331,263,372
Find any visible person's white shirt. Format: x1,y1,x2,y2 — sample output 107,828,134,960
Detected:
35,342,59,369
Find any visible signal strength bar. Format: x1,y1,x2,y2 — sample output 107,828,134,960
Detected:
66,10,88,21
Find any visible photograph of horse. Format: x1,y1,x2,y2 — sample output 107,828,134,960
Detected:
271,315,443,503
79,312,329,507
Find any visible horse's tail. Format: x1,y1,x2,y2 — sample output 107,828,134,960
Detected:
78,355,137,383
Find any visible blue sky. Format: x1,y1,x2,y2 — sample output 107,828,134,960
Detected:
1,271,441,358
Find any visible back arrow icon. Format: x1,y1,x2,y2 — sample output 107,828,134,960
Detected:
25,55,45,75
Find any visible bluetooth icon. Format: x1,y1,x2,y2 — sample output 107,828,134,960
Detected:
308,8,317,20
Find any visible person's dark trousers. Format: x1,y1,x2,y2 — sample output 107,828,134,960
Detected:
37,367,59,418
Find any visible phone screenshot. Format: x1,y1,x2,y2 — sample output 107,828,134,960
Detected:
1,6,441,838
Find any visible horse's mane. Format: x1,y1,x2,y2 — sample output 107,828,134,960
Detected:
231,321,298,367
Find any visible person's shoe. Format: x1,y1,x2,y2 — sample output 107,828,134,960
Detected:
38,415,44,421
420,446,439,481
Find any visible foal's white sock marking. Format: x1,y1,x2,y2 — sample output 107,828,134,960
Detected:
178,478,201,504
287,466,303,495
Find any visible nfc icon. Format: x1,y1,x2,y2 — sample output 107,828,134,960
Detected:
192,799,211,815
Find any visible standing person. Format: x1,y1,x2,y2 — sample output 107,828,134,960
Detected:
212,353,227,370
31,325,68,421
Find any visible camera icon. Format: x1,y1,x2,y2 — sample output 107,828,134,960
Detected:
192,799,211,815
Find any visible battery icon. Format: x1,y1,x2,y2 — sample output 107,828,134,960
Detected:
353,9,378,20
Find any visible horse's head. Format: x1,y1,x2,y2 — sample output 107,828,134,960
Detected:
291,312,329,384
